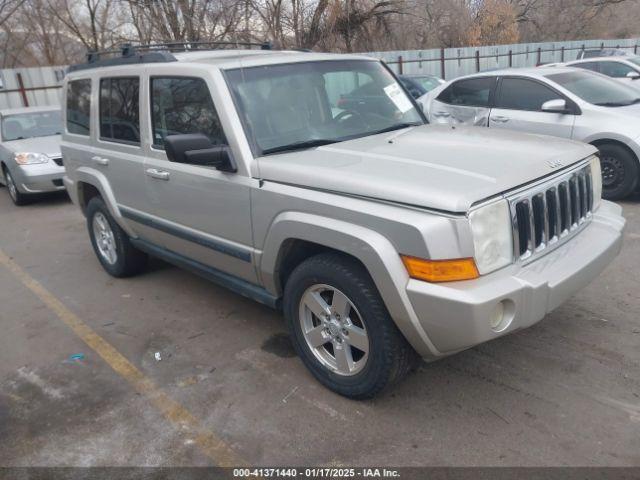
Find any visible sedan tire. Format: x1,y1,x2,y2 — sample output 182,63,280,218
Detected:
598,143,639,200
3,168,30,206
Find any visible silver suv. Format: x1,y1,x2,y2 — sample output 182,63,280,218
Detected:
62,44,625,398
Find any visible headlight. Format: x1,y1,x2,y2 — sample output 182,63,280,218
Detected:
468,199,513,275
590,156,602,211
14,152,49,165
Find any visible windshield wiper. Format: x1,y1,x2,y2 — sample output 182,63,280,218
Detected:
261,139,338,155
369,122,423,136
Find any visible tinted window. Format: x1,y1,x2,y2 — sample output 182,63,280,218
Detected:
66,79,91,135
546,70,640,106
599,61,636,78
437,77,495,107
151,77,225,148
496,78,560,111
100,77,140,143
574,62,599,72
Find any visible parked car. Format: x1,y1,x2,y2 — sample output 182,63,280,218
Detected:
563,56,640,88
576,48,633,60
62,46,624,399
0,106,65,205
424,67,640,199
398,74,445,99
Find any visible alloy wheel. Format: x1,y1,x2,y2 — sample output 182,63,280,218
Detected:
92,212,118,265
299,284,370,376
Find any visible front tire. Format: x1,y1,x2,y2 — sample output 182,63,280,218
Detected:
597,143,639,200
86,197,147,277
4,168,29,206
283,253,416,399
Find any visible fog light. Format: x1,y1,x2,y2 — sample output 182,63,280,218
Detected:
489,299,515,332
489,302,504,330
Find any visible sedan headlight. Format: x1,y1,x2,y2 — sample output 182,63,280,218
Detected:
14,152,49,165
468,199,513,275
590,156,602,211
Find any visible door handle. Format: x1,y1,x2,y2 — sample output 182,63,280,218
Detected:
145,168,170,181
91,155,109,166
491,116,510,123
432,111,451,118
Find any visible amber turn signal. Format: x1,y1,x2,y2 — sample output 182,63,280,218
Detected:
401,255,480,283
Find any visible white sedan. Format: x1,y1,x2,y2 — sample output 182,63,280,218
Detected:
422,67,640,199
563,56,640,89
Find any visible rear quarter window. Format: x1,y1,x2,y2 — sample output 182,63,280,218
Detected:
66,79,91,135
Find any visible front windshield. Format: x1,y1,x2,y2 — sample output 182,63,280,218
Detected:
225,60,424,155
1,110,62,141
628,57,640,68
546,71,640,106
414,76,443,92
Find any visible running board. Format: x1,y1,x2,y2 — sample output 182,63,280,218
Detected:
131,238,280,309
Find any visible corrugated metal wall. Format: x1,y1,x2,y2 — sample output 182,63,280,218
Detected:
0,66,66,110
1,37,639,110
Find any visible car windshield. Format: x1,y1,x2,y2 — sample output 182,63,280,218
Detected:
225,60,424,155
413,76,443,92
2,110,62,141
628,57,640,68
546,70,640,107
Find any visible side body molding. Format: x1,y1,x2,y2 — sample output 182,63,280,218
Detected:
259,211,441,358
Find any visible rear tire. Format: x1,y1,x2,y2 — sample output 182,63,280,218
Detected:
3,168,30,206
283,252,417,399
597,143,639,200
86,196,147,277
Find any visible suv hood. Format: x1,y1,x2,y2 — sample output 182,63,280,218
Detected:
2,135,61,157
258,125,596,213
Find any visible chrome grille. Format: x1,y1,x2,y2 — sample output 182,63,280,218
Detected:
510,163,593,262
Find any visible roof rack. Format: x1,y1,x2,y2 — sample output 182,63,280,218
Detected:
68,41,273,73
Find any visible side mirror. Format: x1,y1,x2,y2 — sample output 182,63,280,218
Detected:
541,99,569,114
164,133,237,172
626,71,640,80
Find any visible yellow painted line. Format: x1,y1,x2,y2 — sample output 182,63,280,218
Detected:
0,248,245,467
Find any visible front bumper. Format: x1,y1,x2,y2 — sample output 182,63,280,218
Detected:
12,162,66,194
407,200,625,355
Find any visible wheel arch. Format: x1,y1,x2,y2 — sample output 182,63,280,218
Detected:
74,167,137,237
259,211,440,358
590,138,640,165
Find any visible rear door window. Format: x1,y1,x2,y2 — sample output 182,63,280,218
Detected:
66,79,91,135
436,77,496,107
496,78,560,111
99,77,140,144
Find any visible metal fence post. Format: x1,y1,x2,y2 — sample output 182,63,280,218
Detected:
508,50,512,67
536,47,541,66
440,48,445,79
475,50,480,72
561,46,565,62
398,55,403,75
16,73,29,107
635,44,638,54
